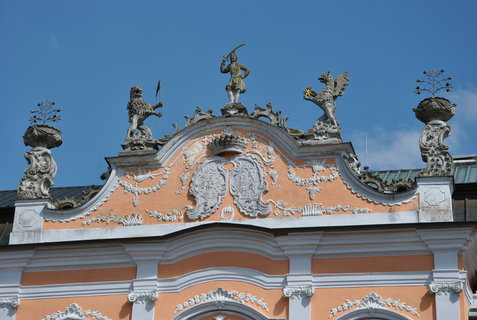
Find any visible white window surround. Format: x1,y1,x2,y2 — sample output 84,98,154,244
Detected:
335,308,414,320
171,300,285,320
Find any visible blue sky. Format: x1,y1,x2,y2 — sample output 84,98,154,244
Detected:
1,0,476,190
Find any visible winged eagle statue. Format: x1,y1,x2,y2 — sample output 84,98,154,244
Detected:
303,71,349,127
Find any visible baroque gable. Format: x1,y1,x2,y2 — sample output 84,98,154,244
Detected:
10,117,424,244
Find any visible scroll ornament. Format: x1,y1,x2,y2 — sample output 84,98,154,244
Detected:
128,291,158,304
413,70,456,176
428,281,463,295
282,285,314,300
18,124,62,199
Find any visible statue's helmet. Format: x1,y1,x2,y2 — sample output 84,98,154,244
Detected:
130,86,143,100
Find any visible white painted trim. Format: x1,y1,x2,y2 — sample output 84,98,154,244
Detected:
19,280,132,300
41,169,121,222
9,211,420,245
336,154,418,205
313,271,432,288
157,267,285,292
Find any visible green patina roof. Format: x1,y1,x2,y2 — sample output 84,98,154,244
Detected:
376,157,477,185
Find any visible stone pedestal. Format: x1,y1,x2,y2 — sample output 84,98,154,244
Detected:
221,103,248,116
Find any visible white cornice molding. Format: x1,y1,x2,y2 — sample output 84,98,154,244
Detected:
9,211,422,245
157,267,285,292
313,271,433,288
19,280,132,300
276,232,323,256
23,244,134,272
417,228,474,252
0,250,35,269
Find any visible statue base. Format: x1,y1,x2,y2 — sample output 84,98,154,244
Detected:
299,120,342,145
121,138,158,155
221,103,248,116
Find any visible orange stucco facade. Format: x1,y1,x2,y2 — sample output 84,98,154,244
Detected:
3,116,474,320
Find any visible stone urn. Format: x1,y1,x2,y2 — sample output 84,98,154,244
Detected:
17,125,62,199
413,97,456,124
23,124,62,149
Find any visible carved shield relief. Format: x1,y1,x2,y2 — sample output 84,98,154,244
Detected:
230,155,271,217
186,158,228,220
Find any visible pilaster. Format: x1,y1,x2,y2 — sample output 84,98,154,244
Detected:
277,232,322,320
419,229,472,320
124,243,165,320
0,250,35,320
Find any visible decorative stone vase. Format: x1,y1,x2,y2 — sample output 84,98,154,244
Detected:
23,124,62,149
17,125,62,199
413,97,455,177
413,97,456,124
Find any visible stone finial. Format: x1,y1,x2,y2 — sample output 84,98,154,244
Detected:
413,70,456,176
18,100,62,200
122,86,163,153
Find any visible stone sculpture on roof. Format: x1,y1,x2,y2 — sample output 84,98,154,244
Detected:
302,71,349,144
122,86,163,153
17,100,62,200
413,70,455,176
220,44,250,115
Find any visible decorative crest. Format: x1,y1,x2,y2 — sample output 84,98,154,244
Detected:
414,69,452,97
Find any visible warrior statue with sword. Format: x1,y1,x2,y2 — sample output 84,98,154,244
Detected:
220,44,250,104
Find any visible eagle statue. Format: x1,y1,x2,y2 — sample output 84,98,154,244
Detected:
303,72,349,127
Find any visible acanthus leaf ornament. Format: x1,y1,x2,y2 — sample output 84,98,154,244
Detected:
186,158,228,220
175,288,269,314
328,292,420,318
230,155,271,217
43,303,112,320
